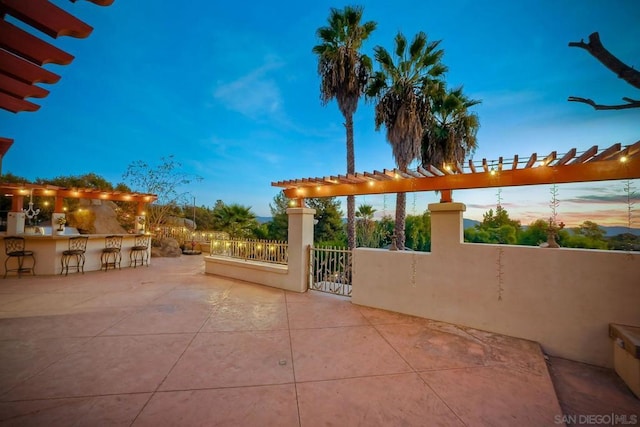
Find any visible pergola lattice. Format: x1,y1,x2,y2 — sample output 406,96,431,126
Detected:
0,182,157,214
273,141,640,204
0,0,113,114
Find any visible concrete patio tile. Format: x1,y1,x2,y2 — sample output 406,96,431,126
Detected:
134,385,299,427
0,308,133,339
357,305,430,325
0,393,151,427
73,289,170,308
420,365,563,426
0,294,33,309
0,292,99,313
287,299,369,329
169,273,232,290
222,282,285,305
290,325,412,382
297,373,463,426
284,289,347,304
201,302,288,332
466,327,549,375
101,303,212,335
0,337,89,394
160,330,293,390
150,288,229,307
547,356,640,420
376,322,489,370
5,334,193,400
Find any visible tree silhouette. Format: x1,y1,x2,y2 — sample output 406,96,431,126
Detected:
568,32,640,110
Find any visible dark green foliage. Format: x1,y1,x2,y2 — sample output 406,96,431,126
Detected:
267,191,289,241
465,206,520,244
518,219,549,246
211,201,259,238
608,233,640,251
306,197,346,245
405,212,431,251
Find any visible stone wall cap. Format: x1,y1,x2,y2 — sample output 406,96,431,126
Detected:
286,207,316,215
428,202,466,212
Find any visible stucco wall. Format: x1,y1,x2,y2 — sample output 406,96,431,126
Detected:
352,203,640,368
204,207,315,293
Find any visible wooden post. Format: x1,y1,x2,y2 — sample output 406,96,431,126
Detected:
439,189,453,203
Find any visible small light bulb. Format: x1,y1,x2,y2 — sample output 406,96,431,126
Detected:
620,156,628,163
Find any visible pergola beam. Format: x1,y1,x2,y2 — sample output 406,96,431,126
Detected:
279,156,640,199
0,184,157,204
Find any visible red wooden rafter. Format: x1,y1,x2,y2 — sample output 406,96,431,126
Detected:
0,0,112,115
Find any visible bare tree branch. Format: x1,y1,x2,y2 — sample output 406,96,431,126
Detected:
569,32,640,89
568,96,640,110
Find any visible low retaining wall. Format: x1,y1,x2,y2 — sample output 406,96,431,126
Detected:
204,255,291,289
352,245,640,367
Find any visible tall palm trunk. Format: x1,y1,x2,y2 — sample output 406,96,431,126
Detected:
395,192,406,249
345,115,356,250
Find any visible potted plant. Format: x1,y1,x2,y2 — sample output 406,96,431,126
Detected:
56,216,66,235
546,217,564,248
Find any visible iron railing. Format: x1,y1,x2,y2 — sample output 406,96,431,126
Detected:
309,246,352,297
155,227,228,244
209,238,288,265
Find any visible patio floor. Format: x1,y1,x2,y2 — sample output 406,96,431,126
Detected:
0,255,636,426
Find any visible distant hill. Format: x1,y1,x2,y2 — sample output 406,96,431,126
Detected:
463,218,480,229
599,226,640,237
257,216,272,224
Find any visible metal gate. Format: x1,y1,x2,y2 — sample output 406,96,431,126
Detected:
308,246,352,297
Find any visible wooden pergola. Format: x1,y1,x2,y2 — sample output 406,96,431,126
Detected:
0,0,113,114
273,142,640,205
0,182,157,215
1,0,114,154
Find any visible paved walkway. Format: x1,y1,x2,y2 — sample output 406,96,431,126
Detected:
0,255,572,425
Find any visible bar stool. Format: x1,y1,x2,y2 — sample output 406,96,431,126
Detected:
61,236,88,276
101,235,122,271
4,236,36,278
130,235,150,268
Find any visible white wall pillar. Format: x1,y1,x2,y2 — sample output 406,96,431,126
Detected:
428,202,466,254
286,207,316,292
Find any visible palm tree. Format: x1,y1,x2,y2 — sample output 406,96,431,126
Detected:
355,203,377,247
367,32,447,249
313,6,376,250
422,86,480,169
355,203,376,221
212,203,258,238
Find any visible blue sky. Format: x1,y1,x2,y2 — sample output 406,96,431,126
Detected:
2,0,639,226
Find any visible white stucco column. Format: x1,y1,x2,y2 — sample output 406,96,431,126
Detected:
428,202,466,254
286,207,316,292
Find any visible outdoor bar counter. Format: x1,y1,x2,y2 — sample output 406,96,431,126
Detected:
1,232,150,276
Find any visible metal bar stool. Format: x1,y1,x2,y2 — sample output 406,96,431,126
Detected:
101,235,122,271
4,236,36,278
130,235,150,268
60,236,88,276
